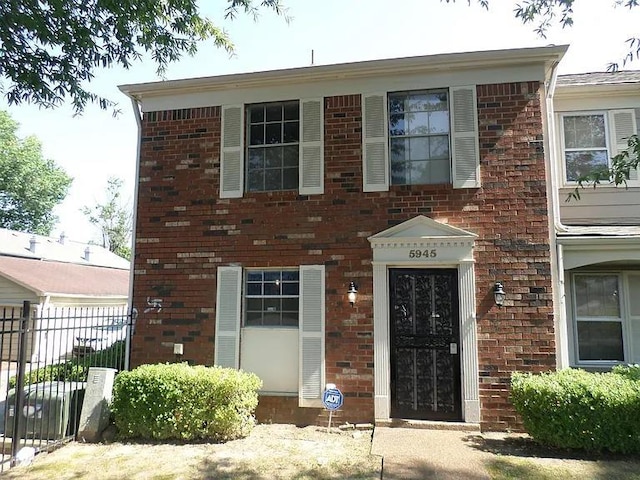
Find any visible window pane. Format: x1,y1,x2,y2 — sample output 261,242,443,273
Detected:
282,282,299,296
565,150,609,182
282,298,298,311
430,136,450,158
429,159,451,183
283,121,299,143
265,123,282,144
245,312,263,326
282,271,299,281
248,149,264,170
629,275,640,317
250,106,264,123
563,115,606,149
266,105,282,122
283,146,298,167
264,297,280,311
246,298,263,311
250,124,264,146
246,169,264,192
284,102,298,120
282,168,298,190
391,162,409,184
407,93,429,111
264,169,281,190
246,283,262,296
577,321,624,361
409,137,429,160
265,147,283,168
390,138,408,161
428,111,449,134
388,95,405,114
247,271,263,282
408,112,430,135
389,114,406,136
409,161,430,184
575,275,620,317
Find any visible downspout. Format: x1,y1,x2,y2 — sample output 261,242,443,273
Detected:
124,96,143,371
542,61,570,369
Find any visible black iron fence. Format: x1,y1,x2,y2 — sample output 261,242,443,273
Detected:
0,302,133,471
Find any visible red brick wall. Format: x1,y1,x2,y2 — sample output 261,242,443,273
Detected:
131,82,554,430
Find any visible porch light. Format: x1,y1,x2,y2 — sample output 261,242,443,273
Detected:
493,282,506,307
348,282,358,307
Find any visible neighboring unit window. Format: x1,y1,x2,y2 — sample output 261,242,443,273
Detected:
245,270,299,326
573,274,624,362
246,101,299,192
388,90,450,185
562,114,609,182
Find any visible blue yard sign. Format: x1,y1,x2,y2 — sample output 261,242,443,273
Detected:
322,387,344,411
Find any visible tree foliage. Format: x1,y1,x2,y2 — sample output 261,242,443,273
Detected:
567,135,640,200
82,177,132,259
445,1,640,69
0,0,287,113
0,110,72,234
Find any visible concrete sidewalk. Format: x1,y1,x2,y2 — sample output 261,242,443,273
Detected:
371,426,494,479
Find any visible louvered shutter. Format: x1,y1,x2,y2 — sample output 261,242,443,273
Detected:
298,265,325,407
450,86,480,188
214,266,242,368
299,98,324,195
609,109,639,183
220,105,244,198
362,93,389,192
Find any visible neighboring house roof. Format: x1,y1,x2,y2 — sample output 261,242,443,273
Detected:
0,256,128,297
557,71,640,86
0,228,130,270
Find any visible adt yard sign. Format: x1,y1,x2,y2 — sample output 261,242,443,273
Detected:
322,387,343,411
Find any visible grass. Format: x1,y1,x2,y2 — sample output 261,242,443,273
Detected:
488,457,640,480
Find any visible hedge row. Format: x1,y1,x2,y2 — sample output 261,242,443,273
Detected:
111,363,262,442
511,366,640,453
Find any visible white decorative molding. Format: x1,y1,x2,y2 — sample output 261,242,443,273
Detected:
369,216,479,423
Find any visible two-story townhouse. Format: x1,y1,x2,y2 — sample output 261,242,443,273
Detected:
119,45,567,431
550,72,640,371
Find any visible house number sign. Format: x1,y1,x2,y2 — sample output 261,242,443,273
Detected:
407,249,437,259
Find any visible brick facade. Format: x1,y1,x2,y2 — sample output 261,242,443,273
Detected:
131,82,554,431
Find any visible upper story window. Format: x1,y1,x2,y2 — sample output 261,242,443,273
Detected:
246,101,300,192
244,269,300,327
561,113,610,182
388,90,451,185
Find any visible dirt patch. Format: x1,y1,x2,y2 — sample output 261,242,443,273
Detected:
4,424,381,480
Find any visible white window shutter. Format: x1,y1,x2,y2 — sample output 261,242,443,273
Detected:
299,98,324,195
609,109,638,183
362,93,389,192
298,265,325,408
450,86,480,189
214,266,242,368
220,105,244,198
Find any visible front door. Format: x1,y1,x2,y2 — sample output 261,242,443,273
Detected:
389,269,461,420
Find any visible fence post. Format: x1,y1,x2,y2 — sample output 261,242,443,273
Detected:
11,301,30,466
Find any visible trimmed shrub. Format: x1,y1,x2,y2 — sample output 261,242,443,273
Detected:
511,368,640,453
9,340,126,388
111,363,262,442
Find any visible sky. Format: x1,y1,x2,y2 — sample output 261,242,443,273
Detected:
2,0,640,244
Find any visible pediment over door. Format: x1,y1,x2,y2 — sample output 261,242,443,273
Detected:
368,216,477,263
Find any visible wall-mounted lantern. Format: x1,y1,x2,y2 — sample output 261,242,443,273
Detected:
493,282,506,307
348,282,358,307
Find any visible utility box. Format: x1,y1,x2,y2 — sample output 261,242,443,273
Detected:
6,387,27,439
78,368,117,442
22,382,86,440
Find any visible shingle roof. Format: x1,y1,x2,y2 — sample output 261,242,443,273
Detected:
0,256,129,297
557,71,640,86
0,228,129,270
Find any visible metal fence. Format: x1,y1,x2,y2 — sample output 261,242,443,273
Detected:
0,301,133,472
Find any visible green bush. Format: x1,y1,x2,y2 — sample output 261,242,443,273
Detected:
511,368,640,453
9,341,126,389
111,363,262,442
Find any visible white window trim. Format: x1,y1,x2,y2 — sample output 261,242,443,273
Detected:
559,111,612,186
570,272,629,367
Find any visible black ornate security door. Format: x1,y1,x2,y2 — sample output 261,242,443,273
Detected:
390,269,461,420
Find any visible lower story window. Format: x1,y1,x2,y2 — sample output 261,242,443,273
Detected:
245,269,299,327
573,273,624,362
